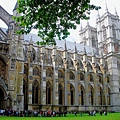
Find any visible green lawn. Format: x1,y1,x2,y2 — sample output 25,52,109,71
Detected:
0,113,120,120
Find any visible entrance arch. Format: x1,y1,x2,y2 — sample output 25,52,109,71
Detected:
0,86,7,109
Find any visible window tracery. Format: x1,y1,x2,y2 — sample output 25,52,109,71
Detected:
69,71,75,80
112,25,116,40
33,67,39,76
11,58,16,69
103,26,107,41
58,70,64,78
32,80,39,104
46,69,52,77
92,36,96,47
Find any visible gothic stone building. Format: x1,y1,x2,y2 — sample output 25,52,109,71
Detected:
0,4,120,112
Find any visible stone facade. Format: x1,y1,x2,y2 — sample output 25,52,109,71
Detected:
0,4,120,112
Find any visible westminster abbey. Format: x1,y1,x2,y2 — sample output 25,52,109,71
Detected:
0,3,120,112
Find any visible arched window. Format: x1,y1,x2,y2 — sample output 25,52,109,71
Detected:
58,84,63,105
70,84,75,105
32,80,39,104
80,85,84,105
89,85,94,105
58,70,64,78
33,67,39,76
103,26,107,41
92,36,96,47
46,68,52,77
112,25,116,40
69,71,75,80
46,81,51,104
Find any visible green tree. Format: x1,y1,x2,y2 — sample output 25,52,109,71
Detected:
14,0,100,45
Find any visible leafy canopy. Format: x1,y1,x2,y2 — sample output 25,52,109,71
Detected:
14,0,100,45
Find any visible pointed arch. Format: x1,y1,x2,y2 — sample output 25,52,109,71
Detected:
33,67,39,76
78,84,85,105
46,68,52,77
58,83,63,105
88,84,94,105
46,81,52,104
32,79,39,104
70,84,75,105
58,70,64,78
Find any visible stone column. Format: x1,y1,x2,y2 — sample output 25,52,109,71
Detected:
28,61,33,110
75,70,78,106
52,64,58,106
40,63,46,105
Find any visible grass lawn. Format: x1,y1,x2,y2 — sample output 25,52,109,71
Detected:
0,113,120,120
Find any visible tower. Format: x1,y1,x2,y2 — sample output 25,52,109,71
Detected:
96,5,120,111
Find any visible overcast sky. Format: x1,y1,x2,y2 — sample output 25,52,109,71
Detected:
0,0,120,42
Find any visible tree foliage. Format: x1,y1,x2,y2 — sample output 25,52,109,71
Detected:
14,0,101,45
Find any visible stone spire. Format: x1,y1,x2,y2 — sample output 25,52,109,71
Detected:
13,2,18,12
97,10,100,19
115,7,118,16
105,2,109,13
74,42,77,53
63,40,67,59
74,42,77,61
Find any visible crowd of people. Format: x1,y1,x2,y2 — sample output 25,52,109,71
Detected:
0,109,67,117
0,109,107,117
